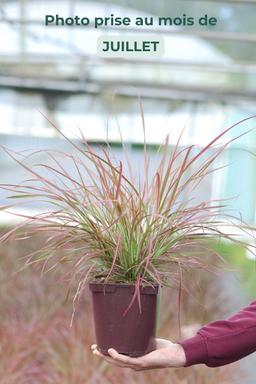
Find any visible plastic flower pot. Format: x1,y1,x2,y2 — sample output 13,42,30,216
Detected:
89,283,159,357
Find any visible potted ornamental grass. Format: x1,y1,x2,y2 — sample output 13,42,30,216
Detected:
0,113,255,356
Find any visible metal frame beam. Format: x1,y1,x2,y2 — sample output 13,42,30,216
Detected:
0,75,256,105
1,54,256,75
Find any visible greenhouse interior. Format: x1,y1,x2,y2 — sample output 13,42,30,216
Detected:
0,1,256,383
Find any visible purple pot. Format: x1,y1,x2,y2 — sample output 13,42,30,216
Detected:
89,283,159,357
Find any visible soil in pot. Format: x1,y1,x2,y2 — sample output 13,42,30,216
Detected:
89,283,159,357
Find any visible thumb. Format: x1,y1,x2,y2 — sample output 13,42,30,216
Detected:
145,338,157,353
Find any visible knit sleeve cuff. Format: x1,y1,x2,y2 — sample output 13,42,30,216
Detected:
179,333,208,367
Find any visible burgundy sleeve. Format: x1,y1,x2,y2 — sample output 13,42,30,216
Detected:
179,300,256,367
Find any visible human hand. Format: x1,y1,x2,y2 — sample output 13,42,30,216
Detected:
91,338,186,371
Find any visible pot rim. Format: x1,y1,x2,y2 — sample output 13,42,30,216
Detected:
89,281,159,293
89,281,159,287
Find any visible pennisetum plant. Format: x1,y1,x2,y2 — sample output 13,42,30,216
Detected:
0,109,255,356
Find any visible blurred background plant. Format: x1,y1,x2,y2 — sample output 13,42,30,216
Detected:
1,0,256,382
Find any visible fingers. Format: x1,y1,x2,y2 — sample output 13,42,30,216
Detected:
91,345,146,370
108,348,146,369
108,349,136,364
91,345,134,368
